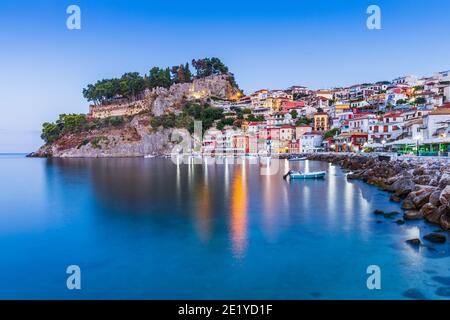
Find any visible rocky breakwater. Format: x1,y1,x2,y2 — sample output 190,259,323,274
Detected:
304,153,450,232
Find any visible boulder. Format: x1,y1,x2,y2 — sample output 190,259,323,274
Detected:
406,238,421,246
421,203,440,224
390,194,402,203
439,214,450,230
396,219,406,225
403,210,422,220
414,175,432,185
439,186,450,207
438,173,450,189
423,233,446,243
402,198,416,210
412,187,435,208
429,178,439,187
391,177,415,197
429,190,442,207
347,173,362,180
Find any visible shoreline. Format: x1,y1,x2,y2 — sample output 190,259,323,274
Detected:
302,152,450,235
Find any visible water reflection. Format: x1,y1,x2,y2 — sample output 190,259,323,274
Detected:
195,176,212,242
230,165,248,259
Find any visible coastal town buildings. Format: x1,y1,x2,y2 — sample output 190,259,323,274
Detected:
86,68,450,156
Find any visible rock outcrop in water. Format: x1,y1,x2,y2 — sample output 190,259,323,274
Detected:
31,114,190,158
304,153,450,232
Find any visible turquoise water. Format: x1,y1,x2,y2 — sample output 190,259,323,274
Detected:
0,154,450,299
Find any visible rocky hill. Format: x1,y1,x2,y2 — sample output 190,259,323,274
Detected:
31,73,239,158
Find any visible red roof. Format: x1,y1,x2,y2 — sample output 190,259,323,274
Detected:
352,112,375,119
282,100,305,108
383,111,404,118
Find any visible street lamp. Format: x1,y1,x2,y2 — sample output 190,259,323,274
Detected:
415,135,422,156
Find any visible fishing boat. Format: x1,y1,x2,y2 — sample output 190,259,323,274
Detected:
288,157,307,161
283,170,326,180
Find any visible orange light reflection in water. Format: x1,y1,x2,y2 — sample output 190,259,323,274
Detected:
230,165,248,259
195,171,211,242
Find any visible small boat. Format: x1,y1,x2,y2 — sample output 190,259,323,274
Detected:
288,157,307,161
144,154,156,158
283,170,326,180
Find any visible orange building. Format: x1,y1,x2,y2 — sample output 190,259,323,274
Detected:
313,112,330,132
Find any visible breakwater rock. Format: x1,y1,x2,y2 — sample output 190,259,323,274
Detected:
303,153,450,231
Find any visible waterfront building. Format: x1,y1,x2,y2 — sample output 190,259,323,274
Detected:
313,112,330,132
334,132,368,152
299,132,323,152
295,125,313,139
288,140,301,153
368,112,405,143
279,125,295,141
422,107,450,139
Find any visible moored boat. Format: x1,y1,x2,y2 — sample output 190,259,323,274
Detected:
283,170,326,179
288,157,307,161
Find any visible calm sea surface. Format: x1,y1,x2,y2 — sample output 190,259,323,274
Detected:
1,154,450,299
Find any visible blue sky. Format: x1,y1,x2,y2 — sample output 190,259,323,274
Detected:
0,0,449,152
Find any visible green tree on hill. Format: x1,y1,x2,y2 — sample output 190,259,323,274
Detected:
192,57,229,78
119,72,146,100
41,122,61,143
147,67,172,89
171,64,192,83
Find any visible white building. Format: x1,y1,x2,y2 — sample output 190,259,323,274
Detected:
299,133,323,152
434,70,450,82
392,75,418,86
348,113,377,133
422,108,450,139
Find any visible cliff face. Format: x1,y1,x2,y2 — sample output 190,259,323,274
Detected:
32,115,189,158
150,74,239,116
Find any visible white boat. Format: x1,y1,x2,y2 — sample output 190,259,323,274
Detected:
288,157,307,161
144,154,156,158
283,170,326,179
